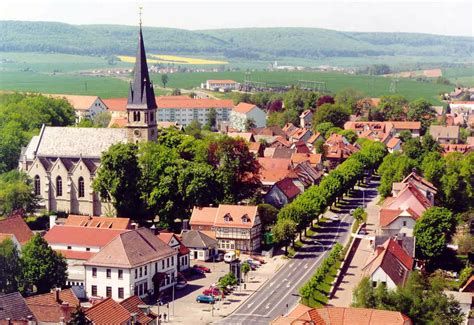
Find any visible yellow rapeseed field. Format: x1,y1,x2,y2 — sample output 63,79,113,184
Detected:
117,54,228,65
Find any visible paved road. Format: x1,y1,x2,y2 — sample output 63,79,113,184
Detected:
215,182,377,325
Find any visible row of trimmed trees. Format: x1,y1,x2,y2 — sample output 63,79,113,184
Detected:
272,140,387,253
299,243,343,306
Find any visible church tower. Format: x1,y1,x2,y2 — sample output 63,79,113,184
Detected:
126,15,158,143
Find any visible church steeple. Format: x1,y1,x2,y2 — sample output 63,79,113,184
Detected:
126,7,158,143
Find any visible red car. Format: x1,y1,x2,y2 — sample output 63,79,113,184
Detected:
251,255,265,264
193,264,211,273
203,288,223,297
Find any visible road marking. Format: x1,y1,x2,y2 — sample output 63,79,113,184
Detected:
246,302,254,309
286,281,292,288
265,303,271,309
304,263,308,269
269,281,275,287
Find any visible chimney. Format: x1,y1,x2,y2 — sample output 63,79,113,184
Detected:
54,288,61,303
182,219,189,231
6,318,11,325
150,224,159,236
131,312,137,324
27,315,36,325
49,215,57,230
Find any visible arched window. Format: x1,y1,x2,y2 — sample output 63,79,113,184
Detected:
56,176,62,197
133,111,141,122
78,177,85,198
34,175,41,196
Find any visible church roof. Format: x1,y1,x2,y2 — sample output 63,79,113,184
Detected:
127,26,157,110
34,125,127,159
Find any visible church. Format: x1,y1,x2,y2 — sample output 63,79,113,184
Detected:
19,23,157,216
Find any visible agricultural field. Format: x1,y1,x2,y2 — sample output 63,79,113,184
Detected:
152,71,453,104
442,66,474,87
117,54,228,65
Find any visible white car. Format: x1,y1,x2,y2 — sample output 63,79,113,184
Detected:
330,214,340,221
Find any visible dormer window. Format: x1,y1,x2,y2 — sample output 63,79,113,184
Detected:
242,215,249,223
224,214,232,223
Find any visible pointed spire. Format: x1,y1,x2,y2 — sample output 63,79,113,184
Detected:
127,8,157,110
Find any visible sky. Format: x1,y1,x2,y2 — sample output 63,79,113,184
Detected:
1,0,473,37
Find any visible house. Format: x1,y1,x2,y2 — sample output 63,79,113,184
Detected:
448,101,474,115
190,204,262,253
271,304,412,325
248,142,264,157
102,98,128,118
181,230,218,261
291,152,323,169
444,291,472,325
386,137,402,153
289,128,313,143
85,297,132,325
251,126,285,137
391,121,421,137
264,177,301,208
344,121,394,143
155,231,190,271
299,109,313,129
264,147,295,159
120,295,158,324
379,183,432,237
293,160,324,188
48,94,108,123
226,132,255,142
306,132,324,151
268,136,292,148
0,213,33,247
203,79,238,91
324,134,359,169
0,292,36,325
429,125,460,144
460,275,474,293
372,235,415,258
441,144,472,155
391,171,437,205
62,214,132,229
230,103,266,131
282,123,298,135
108,116,128,128
362,238,414,289
156,96,234,127
44,225,128,288
258,157,293,187
292,140,311,154
25,288,79,324
84,228,178,301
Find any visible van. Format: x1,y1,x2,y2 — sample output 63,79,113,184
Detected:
224,251,237,263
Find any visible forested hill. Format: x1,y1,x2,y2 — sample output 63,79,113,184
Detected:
1,20,473,59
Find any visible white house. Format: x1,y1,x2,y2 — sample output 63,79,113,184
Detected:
156,231,190,271
44,225,128,288
181,230,218,261
299,110,313,129
230,103,266,131
49,94,108,123
203,79,239,91
84,228,178,301
362,238,414,290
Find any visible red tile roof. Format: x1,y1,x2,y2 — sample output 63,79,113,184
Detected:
190,205,259,229
307,132,322,144
391,121,421,130
108,116,128,128
48,94,99,111
386,137,401,149
270,136,292,148
233,102,257,114
102,98,127,112
258,157,293,183
156,96,233,109
207,79,237,84
65,215,131,229
26,289,79,323
291,153,322,166
156,232,190,256
275,178,301,200
44,226,127,247
120,296,156,324
85,297,131,325
0,215,33,245
55,249,96,260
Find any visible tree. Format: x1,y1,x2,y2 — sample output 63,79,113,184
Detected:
92,111,112,128
372,95,408,121
398,130,412,142
184,120,202,139
257,203,278,231
316,95,335,107
414,207,457,261
325,127,343,139
241,262,250,282
352,277,376,308
315,139,325,155
267,99,283,113
335,88,364,113
314,122,334,136
171,88,181,96
0,171,38,216
338,130,358,143
21,234,68,294
92,143,146,218
244,118,256,131
407,98,435,133
313,103,351,128
352,207,367,223
272,218,297,255
206,108,217,130
68,306,91,325
161,74,169,88
402,138,423,161
0,238,21,294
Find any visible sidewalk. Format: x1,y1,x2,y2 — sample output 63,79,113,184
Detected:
328,184,380,307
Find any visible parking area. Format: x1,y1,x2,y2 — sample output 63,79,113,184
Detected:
150,254,286,324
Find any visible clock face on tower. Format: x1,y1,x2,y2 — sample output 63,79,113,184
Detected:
133,129,141,137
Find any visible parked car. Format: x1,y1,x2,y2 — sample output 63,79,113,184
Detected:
188,267,205,276
176,281,188,289
193,264,211,273
203,288,222,297
213,253,224,262
246,259,261,267
250,255,265,264
224,251,238,263
330,214,340,221
196,294,215,304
